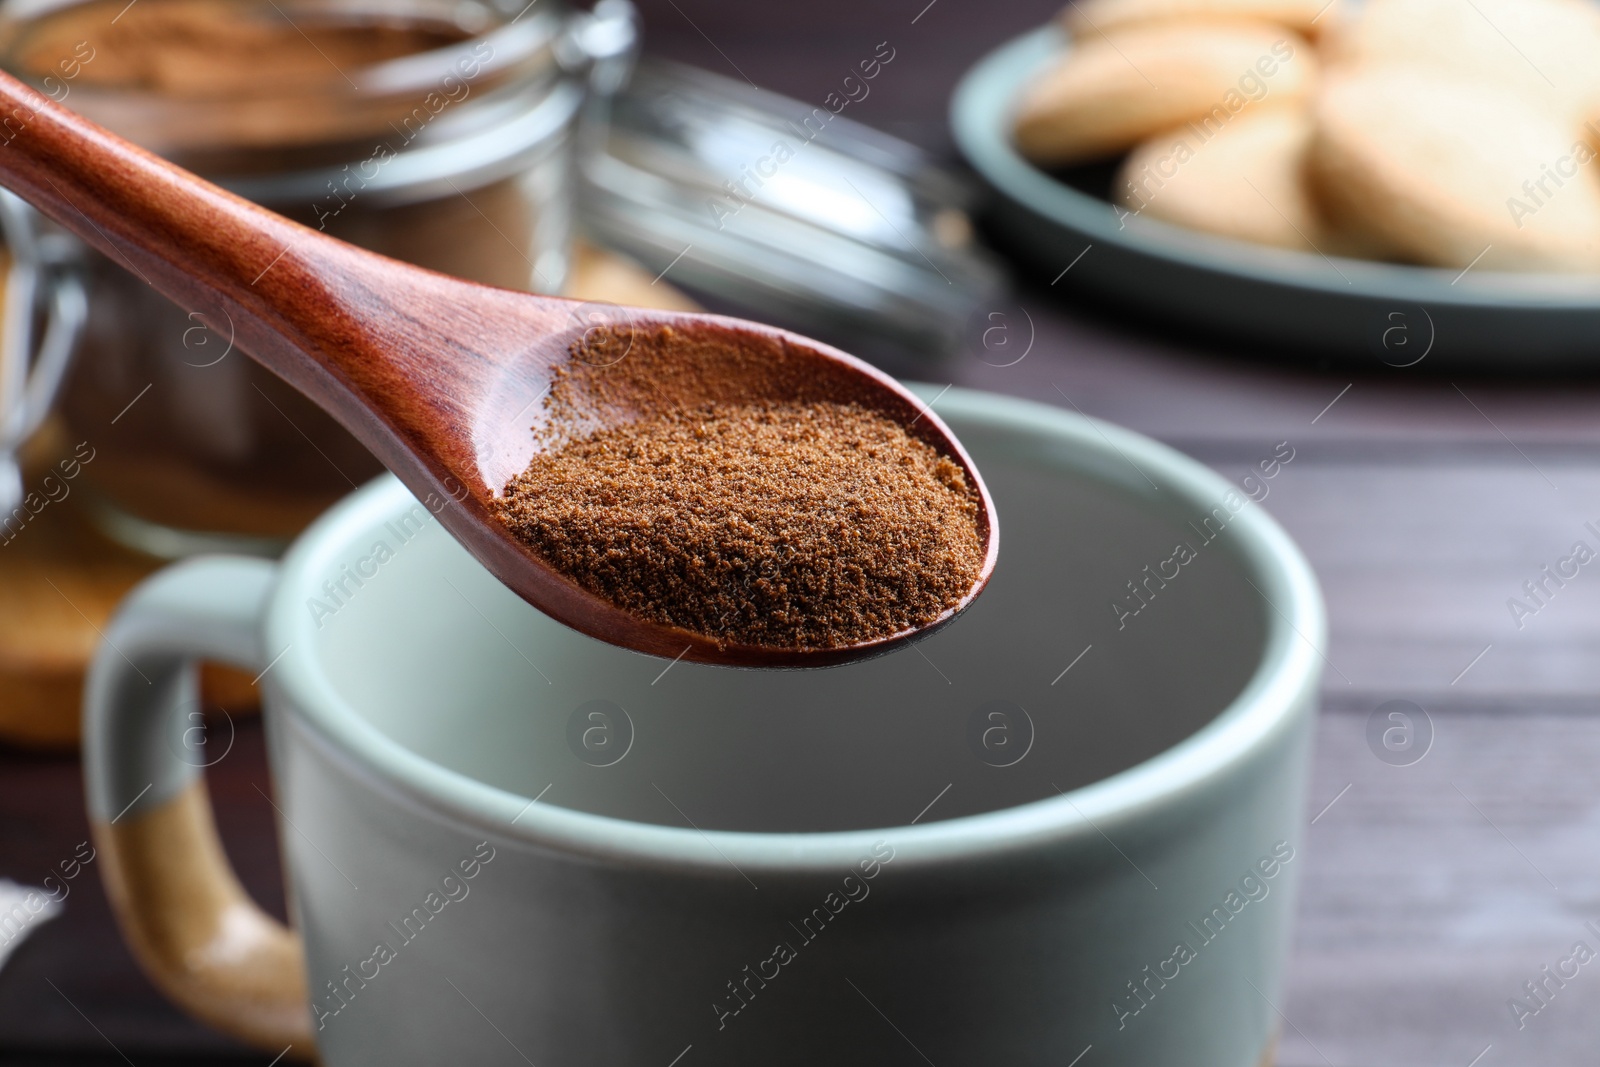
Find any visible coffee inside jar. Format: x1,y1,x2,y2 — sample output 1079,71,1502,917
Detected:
3,0,516,168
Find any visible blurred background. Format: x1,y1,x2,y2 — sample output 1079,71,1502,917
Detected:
2,0,1600,1063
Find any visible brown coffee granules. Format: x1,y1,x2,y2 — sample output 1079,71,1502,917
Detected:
494,325,987,651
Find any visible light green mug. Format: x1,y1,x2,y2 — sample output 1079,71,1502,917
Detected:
84,386,1322,1065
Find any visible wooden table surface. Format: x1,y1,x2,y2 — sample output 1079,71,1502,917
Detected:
5,1,1600,1064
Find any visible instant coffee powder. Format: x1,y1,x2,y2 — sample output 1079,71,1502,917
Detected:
496,327,987,651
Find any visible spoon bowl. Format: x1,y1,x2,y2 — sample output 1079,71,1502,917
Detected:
0,71,997,667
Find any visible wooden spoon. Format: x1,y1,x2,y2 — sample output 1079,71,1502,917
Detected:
0,73,997,668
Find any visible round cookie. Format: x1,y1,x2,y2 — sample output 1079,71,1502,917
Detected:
1319,0,1600,121
1063,0,1338,38
1014,20,1316,166
1115,104,1328,251
1311,68,1600,271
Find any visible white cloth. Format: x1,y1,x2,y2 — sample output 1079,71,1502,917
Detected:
0,878,61,970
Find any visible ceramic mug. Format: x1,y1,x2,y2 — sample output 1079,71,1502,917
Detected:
84,386,1322,1066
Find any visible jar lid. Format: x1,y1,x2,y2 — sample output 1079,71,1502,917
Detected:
580,59,1005,366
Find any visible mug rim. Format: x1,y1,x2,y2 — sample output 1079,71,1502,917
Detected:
263,385,1324,873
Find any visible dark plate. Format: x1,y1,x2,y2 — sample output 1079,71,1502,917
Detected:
951,26,1600,370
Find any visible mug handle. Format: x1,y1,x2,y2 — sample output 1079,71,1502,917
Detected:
82,556,313,1058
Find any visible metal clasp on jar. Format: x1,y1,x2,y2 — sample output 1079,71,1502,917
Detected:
0,189,87,513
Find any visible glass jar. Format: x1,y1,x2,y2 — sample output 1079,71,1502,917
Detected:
0,0,635,555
